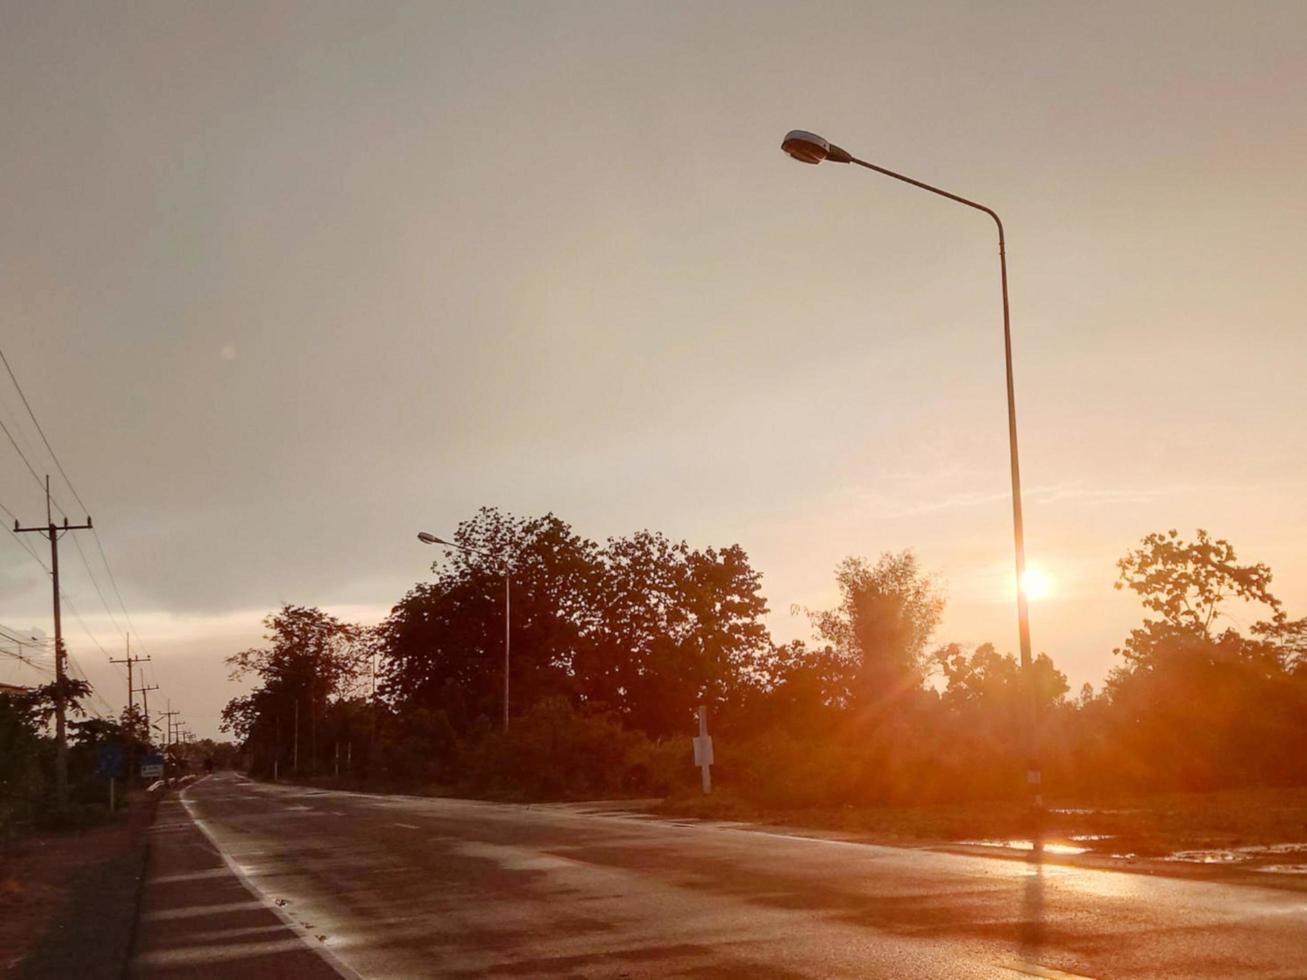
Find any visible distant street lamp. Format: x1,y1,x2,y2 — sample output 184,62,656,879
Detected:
781,129,1042,805
417,531,512,731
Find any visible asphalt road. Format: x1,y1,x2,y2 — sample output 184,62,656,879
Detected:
167,773,1307,978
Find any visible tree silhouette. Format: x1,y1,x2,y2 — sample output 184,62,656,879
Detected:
805,551,944,717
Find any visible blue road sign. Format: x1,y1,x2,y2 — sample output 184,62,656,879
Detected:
96,742,124,778
140,751,165,779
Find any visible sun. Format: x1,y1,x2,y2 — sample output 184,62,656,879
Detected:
1021,567,1053,601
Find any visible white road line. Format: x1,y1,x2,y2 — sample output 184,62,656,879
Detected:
1000,961,1096,979
393,822,421,830
179,782,363,980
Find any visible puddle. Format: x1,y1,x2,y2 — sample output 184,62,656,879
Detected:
1165,843,1307,864
957,839,1089,856
1251,843,1307,855
1166,850,1248,864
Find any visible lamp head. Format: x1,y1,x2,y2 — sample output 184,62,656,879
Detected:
417,531,442,545
781,130,852,165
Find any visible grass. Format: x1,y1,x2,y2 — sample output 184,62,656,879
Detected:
656,786,1307,860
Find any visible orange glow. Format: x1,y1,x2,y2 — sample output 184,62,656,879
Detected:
1021,567,1052,601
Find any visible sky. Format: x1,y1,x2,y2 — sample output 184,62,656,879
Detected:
2,1,1306,738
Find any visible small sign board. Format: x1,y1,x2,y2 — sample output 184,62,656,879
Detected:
693,704,714,795
96,743,124,778
140,752,165,779
692,735,713,767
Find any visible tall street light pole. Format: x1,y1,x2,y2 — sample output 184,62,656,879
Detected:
780,130,1041,805
418,531,511,731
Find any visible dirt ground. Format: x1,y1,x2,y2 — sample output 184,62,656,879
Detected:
0,793,157,977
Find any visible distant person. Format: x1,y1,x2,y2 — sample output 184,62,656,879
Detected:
204,757,214,774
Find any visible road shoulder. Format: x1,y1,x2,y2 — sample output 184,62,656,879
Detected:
6,794,158,980
128,783,345,978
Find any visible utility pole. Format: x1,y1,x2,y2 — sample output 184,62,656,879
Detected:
111,636,150,784
14,476,92,808
161,705,180,748
110,634,149,730
136,682,159,742
161,705,180,783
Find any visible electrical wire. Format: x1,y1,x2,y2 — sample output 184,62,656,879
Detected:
61,593,112,659
65,649,112,719
0,345,152,660
0,497,52,573
69,534,124,636
0,346,85,517
0,415,53,496
0,346,169,719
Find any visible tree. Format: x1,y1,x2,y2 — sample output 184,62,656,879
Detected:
742,640,852,736
934,643,1068,710
805,551,944,715
381,510,772,740
581,531,770,736
1104,530,1307,789
0,679,93,826
0,690,45,830
222,605,366,775
381,509,602,732
1114,529,1279,663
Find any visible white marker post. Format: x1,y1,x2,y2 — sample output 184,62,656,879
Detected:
692,704,714,795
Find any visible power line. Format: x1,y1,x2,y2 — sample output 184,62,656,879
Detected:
0,347,81,514
0,349,169,737
61,594,112,659
0,655,54,679
0,345,150,660
0,498,52,573
69,533,124,637
2,471,130,649
65,649,113,719
0,415,54,498
0,630,51,645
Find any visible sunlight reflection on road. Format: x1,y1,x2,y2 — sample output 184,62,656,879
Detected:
957,839,1089,856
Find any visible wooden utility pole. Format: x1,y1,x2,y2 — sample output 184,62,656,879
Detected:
110,634,149,729
14,476,92,808
161,704,180,748
136,682,159,740
161,705,180,783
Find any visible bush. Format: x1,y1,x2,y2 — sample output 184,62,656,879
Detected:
453,698,691,800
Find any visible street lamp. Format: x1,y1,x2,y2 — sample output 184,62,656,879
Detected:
781,129,1041,805
417,531,512,731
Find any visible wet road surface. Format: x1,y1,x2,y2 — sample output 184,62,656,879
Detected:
164,773,1307,977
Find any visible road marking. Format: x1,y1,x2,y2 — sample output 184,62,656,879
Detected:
393,822,421,829
179,786,363,980
1000,961,1096,979
143,901,264,921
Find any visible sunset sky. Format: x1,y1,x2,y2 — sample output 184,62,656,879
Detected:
2,1,1305,737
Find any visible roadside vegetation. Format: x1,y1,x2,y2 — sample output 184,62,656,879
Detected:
223,510,1307,832
1,680,235,836
1,683,237,972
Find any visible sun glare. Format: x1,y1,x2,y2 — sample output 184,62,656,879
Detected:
1021,567,1053,601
